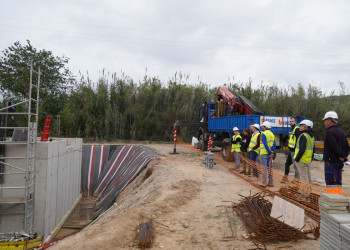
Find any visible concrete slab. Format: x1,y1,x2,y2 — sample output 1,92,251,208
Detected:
340,223,350,234
320,203,348,210
320,193,350,203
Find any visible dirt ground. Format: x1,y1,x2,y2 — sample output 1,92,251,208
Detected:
50,142,350,250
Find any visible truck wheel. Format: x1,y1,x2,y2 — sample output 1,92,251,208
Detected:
222,138,234,162
199,135,207,151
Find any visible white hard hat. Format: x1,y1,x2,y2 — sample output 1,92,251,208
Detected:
253,124,260,130
300,119,313,128
261,121,271,129
322,111,338,120
232,127,239,131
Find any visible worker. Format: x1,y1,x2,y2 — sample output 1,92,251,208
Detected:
239,128,251,175
322,111,350,194
294,120,315,181
259,121,276,187
231,127,242,171
281,117,301,183
248,124,260,177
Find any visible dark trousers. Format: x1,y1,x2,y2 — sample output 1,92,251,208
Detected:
325,162,343,194
249,151,259,176
285,152,293,175
284,151,300,178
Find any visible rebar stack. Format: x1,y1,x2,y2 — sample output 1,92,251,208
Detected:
232,193,308,244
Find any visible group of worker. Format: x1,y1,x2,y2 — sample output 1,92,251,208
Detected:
231,120,277,187
231,111,350,194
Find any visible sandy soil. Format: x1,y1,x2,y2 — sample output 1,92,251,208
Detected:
50,142,345,250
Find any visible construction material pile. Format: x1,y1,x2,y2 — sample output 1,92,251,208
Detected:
232,193,308,244
319,193,350,249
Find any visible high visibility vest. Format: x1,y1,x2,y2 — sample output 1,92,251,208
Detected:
231,134,242,153
294,133,314,164
248,132,260,153
288,125,299,149
259,130,275,155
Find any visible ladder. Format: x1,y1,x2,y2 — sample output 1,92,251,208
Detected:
0,61,40,233
41,115,52,141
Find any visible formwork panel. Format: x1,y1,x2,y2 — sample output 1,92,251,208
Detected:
50,142,59,232
34,142,49,234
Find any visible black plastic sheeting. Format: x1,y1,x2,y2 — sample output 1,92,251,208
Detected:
81,145,160,215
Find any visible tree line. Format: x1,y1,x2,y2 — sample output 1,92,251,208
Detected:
1,41,349,142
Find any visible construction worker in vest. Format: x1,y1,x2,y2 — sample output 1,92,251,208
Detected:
281,117,301,183
259,121,276,187
231,127,242,171
294,119,315,197
248,124,260,177
323,111,350,194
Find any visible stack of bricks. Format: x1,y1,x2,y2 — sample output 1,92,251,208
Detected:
319,193,350,250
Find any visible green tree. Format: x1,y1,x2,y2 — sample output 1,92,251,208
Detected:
0,40,75,100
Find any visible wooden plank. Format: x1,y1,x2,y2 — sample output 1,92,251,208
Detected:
62,220,91,229
270,196,305,231
0,196,25,203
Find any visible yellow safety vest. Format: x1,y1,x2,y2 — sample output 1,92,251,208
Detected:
248,132,260,153
231,134,242,153
288,125,299,149
259,130,275,155
294,133,314,164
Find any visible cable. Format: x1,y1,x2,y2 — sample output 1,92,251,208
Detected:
0,27,347,58
0,16,349,45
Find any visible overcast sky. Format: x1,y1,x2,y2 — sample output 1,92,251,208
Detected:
1,0,349,95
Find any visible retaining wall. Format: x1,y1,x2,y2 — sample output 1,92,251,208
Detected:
0,138,82,238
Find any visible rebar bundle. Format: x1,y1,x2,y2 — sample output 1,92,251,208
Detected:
232,193,308,245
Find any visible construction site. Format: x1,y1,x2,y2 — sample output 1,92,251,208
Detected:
1,65,350,250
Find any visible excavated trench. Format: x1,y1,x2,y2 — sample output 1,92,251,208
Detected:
54,144,160,240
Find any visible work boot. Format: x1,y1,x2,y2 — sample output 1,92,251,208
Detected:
280,175,288,183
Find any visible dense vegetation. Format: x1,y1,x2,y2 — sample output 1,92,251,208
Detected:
1,41,349,142
58,76,350,141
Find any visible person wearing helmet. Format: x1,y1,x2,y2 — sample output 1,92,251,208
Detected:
248,124,261,177
259,121,276,187
231,127,242,171
294,120,315,193
281,117,301,183
323,111,350,195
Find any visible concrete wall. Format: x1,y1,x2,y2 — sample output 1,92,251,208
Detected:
0,138,82,238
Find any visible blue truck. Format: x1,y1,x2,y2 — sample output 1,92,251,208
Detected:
193,87,305,154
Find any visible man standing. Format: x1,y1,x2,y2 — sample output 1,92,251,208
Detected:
281,117,301,183
231,127,242,171
240,128,251,175
323,111,350,194
248,124,260,177
260,121,276,187
294,120,315,186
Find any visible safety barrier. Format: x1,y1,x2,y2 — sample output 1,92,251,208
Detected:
177,140,350,222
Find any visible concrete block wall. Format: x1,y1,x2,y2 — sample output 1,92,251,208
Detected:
0,138,82,238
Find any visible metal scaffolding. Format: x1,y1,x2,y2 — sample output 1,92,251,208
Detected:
0,61,40,233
